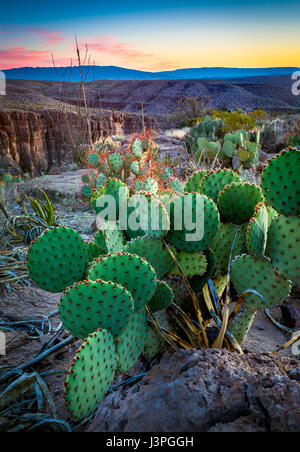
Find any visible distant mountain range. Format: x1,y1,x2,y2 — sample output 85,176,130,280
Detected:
2,66,299,82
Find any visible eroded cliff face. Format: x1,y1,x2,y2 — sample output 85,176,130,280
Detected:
0,109,155,175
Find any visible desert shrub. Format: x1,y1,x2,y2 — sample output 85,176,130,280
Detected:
284,120,300,147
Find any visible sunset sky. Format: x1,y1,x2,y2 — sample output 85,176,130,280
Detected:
1,0,300,71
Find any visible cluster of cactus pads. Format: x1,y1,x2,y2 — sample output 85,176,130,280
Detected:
26,148,299,419
26,227,174,420
185,116,261,169
81,130,177,200
0,173,22,190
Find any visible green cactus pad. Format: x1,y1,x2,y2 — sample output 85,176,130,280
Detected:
104,223,126,253
130,161,140,176
147,280,174,312
59,279,134,339
184,171,208,193
229,305,257,345
91,179,129,220
234,129,247,147
88,252,157,310
87,153,100,167
108,152,123,173
82,174,90,184
143,327,164,360
199,169,241,203
231,254,291,310
212,274,227,298
261,149,300,215
189,248,217,292
217,182,263,224
85,241,103,265
170,179,184,194
82,184,92,198
267,215,300,287
222,141,236,158
27,227,87,293
246,202,268,258
132,138,143,157
122,237,173,278
166,193,220,252
144,177,158,194
115,308,148,372
125,193,170,240
64,329,117,420
169,250,207,278
96,173,107,189
94,230,108,254
211,222,247,274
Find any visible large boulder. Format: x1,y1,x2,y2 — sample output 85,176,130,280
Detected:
89,349,300,432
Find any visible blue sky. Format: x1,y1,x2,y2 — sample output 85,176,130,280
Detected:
1,0,299,70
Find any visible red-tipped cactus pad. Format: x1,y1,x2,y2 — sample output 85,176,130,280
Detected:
87,252,157,310
64,329,117,420
26,227,87,293
261,149,300,216
59,279,134,339
217,182,263,224
115,308,149,372
231,254,291,311
266,215,300,287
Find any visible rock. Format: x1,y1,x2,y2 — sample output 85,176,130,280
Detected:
0,109,156,175
259,150,276,163
88,349,300,432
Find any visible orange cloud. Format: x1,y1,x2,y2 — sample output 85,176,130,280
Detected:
0,46,50,69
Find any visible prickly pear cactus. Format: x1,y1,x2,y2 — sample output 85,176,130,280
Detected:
267,215,300,287
87,153,100,167
144,177,159,194
84,241,103,265
122,237,173,278
87,252,157,310
132,138,143,157
143,326,164,360
184,170,208,193
91,178,129,219
261,149,300,216
199,169,241,203
108,152,123,173
59,279,134,339
115,308,148,372
125,193,170,240
231,254,291,311
189,248,217,292
169,251,207,278
147,280,174,312
166,193,220,252
246,202,268,258
64,329,117,420
211,222,247,274
27,227,87,293
217,182,263,224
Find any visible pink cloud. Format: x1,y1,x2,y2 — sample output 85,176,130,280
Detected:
0,46,51,69
28,27,67,45
83,35,154,62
